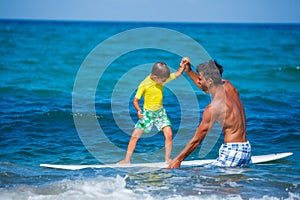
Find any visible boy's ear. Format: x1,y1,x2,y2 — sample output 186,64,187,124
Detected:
150,74,158,80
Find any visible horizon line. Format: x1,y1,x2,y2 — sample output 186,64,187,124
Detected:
1,18,300,25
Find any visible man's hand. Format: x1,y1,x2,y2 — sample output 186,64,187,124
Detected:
180,57,191,72
166,159,181,169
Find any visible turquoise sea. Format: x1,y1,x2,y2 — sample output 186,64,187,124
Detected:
0,20,300,199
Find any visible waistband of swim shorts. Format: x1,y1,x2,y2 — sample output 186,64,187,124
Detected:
222,141,251,148
143,107,164,114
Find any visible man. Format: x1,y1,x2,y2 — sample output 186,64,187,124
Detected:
167,59,251,168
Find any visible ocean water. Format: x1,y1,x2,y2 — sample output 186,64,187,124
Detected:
0,20,300,199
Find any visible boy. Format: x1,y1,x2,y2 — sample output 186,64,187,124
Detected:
117,58,189,164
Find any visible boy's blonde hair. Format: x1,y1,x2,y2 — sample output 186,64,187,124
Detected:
151,62,170,79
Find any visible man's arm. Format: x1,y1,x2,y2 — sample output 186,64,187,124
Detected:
185,66,203,89
167,105,216,169
179,57,202,89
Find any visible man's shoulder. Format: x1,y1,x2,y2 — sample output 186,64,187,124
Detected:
223,79,240,98
223,79,233,87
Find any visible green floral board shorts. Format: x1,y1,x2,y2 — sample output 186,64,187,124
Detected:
135,108,172,134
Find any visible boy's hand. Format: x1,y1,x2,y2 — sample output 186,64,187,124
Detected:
137,110,144,118
180,57,191,72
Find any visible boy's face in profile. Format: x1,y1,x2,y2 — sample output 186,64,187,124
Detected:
152,75,168,84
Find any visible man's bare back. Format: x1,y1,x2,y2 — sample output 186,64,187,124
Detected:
221,80,247,143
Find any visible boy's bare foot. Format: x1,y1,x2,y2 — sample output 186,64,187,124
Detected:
165,159,172,164
116,160,130,165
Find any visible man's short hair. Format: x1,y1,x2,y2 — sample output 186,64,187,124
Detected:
197,60,223,85
214,60,223,77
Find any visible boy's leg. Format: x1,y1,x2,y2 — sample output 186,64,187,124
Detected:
117,128,143,164
162,126,172,163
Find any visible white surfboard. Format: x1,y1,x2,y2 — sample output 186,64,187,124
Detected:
40,152,293,170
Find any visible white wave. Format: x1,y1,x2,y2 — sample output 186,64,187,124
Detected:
0,175,298,200
249,192,300,200
0,175,151,200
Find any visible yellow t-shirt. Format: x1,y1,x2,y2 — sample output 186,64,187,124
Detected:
135,73,176,111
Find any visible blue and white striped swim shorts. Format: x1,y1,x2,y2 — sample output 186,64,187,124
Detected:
212,141,252,167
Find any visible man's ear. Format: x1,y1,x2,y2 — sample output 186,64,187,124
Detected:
208,78,213,87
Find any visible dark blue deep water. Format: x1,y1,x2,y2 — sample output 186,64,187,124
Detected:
0,20,299,199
